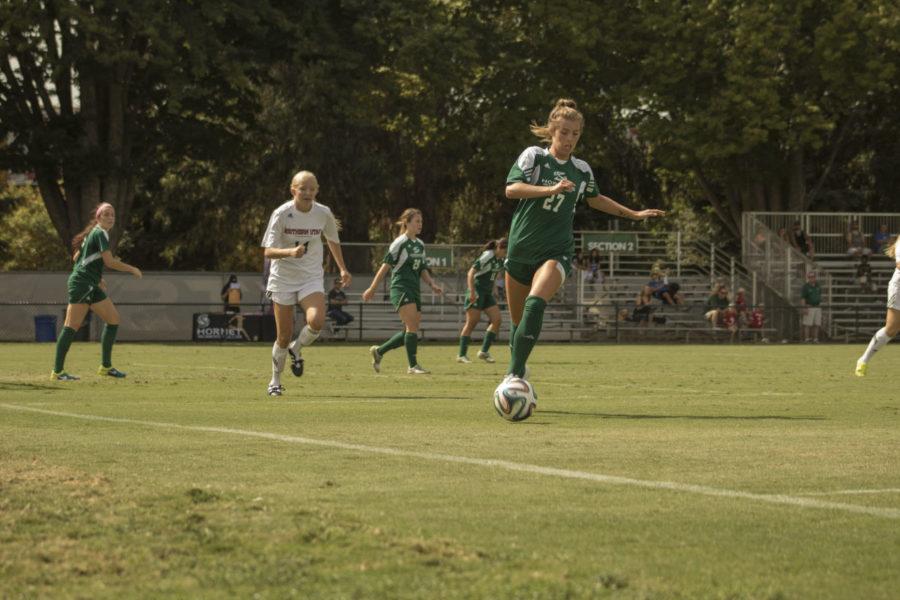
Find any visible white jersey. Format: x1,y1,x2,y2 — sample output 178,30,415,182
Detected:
888,242,900,310
261,200,340,292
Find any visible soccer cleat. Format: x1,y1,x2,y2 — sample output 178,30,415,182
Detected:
855,359,867,377
407,365,430,374
456,355,472,364
288,347,304,377
477,351,495,363
98,366,126,378
369,345,382,373
267,384,285,397
51,371,79,381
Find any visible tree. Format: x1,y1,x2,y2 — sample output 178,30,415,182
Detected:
626,0,900,237
0,0,290,253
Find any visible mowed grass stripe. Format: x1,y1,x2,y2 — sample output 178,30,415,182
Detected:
4,402,899,520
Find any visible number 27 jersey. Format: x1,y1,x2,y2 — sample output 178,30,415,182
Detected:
505,145,600,263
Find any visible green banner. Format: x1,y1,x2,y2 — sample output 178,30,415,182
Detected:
426,247,453,268
582,232,639,253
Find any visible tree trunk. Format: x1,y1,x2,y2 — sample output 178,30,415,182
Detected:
787,147,806,212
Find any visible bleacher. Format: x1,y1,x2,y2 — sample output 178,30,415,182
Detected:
578,275,775,343
743,212,900,342
810,255,894,341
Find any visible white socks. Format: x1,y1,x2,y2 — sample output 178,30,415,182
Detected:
292,325,320,349
860,327,892,364
271,343,288,385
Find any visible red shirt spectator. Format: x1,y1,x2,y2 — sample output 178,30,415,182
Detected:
721,306,738,329
748,306,765,329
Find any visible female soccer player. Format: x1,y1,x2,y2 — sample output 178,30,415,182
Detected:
51,203,142,381
503,98,664,392
456,238,507,364
362,208,443,374
855,235,900,376
261,170,352,396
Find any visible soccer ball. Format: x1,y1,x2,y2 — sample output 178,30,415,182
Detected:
493,377,537,422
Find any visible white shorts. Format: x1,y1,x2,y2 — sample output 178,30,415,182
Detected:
267,280,325,306
888,278,900,310
801,306,822,327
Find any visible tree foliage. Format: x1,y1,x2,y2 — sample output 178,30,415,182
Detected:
1,0,897,271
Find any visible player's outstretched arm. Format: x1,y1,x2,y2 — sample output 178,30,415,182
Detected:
587,195,665,221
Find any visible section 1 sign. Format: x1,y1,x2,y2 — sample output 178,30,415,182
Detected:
425,247,454,268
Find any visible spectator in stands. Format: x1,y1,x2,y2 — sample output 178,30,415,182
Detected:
221,274,242,314
573,248,585,271
856,254,876,293
734,287,749,322
655,281,683,305
777,226,791,245
704,284,730,327
326,277,354,326
637,269,665,305
584,248,603,287
791,221,815,257
846,221,871,257
221,273,249,340
618,304,658,327
800,271,823,342
872,223,891,255
721,303,739,341
747,303,768,342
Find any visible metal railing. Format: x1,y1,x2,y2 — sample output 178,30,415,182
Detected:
744,212,900,257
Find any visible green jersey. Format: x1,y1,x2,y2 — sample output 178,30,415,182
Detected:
505,146,600,263
801,282,822,306
471,249,504,295
71,226,110,285
384,234,426,294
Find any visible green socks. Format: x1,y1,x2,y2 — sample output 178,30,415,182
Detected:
378,330,406,356
509,322,517,351
508,296,546,377
101,324,119,368
54,326,77,373
378,330,420,368
481,330,497,353
404,332,418,367
458,335,470,358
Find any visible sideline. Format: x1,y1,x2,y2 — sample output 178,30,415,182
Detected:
2,403,897,520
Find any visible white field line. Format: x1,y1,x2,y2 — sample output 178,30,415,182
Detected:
3,403,897,520
795,488,900,496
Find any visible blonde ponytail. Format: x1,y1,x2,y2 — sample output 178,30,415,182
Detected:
885,236,898,259
529,98,584,143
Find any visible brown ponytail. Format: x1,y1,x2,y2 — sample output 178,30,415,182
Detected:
481,237,508,252
394,208,422,236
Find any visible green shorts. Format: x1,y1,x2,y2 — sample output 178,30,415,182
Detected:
465,291,497,311
390,288,421,311
504,256,573,287
67,275,107,305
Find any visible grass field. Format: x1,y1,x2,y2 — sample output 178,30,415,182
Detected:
1,341,899,599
